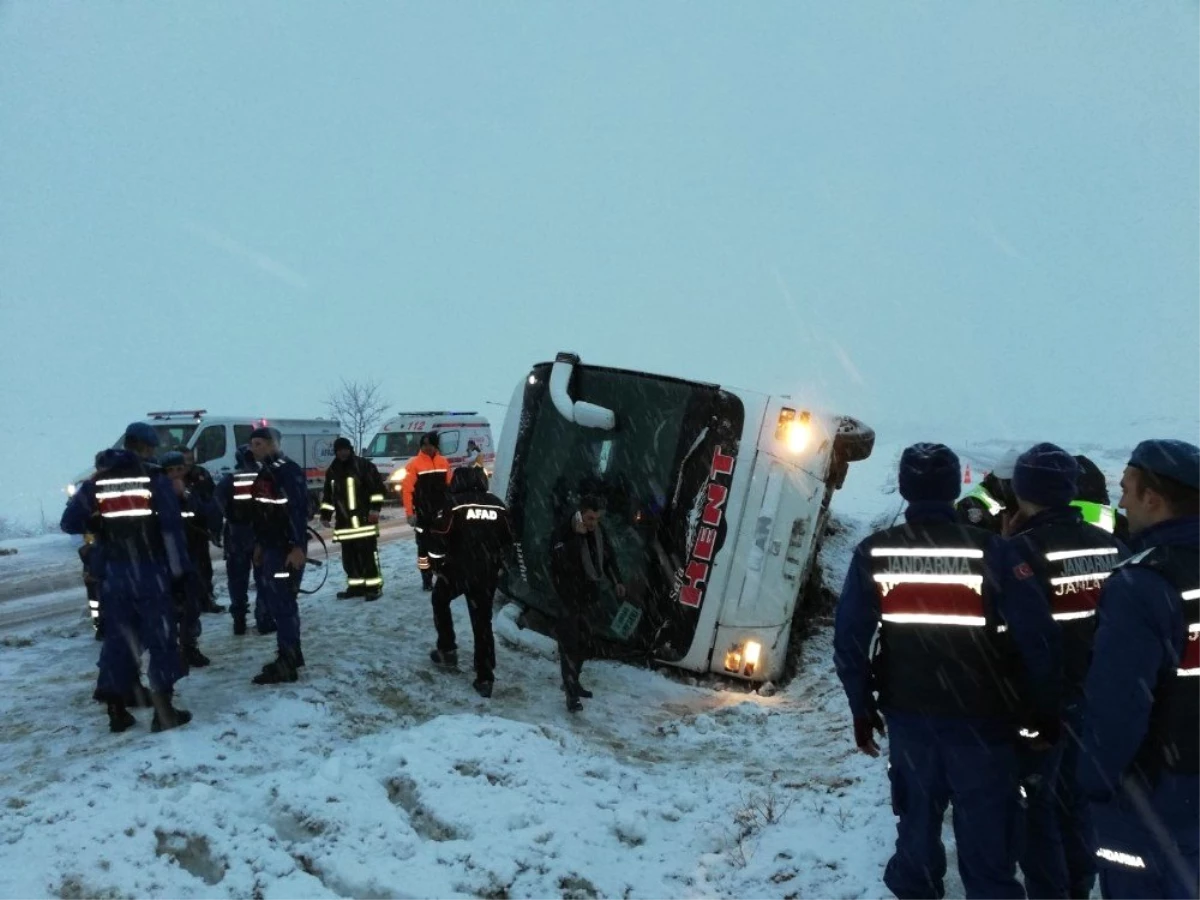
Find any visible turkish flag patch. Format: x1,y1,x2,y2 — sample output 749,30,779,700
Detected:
1013,562,1035,580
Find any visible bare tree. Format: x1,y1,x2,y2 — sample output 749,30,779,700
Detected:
325,378,390,452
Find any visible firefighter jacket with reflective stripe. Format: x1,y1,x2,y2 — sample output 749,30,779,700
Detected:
320,455,386,540
59,450,190,577
250,454,309,549
428,489,515,585
1079,516,1200,800
402,452,452,522
1009,506,1127,698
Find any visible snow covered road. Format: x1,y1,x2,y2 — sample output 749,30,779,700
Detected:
0,437,1149,898
0,519,413,629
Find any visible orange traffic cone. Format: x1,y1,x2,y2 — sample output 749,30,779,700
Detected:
964,463,972,485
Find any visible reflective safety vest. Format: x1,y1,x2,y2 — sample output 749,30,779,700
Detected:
1125,545,1200,776
1021,520,1123,695
251,467,292,544
959,486,1118,535
1071,500,1117,534
866,520,1015,718
94,469,165,563
965,484,1004,517
227,470,258,525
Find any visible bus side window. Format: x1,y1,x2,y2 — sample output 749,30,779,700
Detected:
596,439,613,475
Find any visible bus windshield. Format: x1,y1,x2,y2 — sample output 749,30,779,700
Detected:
500,363,744,660
364,431,424,458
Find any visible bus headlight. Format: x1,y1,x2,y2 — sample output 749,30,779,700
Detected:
388,467,406,483
785,420,810,453
776,408,812,454
723,639,764,678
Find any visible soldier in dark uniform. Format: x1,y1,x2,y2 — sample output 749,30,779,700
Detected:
181,447,225,613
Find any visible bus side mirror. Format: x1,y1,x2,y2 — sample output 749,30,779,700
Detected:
550,351,616,431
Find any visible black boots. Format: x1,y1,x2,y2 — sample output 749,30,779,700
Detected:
430,648,458,669
150,693,193,732
183,645,211,668
363,589,382,602
472,679,493,698
107,701,136,733
233,617,247,636
253,648,302,685
108,695,192,732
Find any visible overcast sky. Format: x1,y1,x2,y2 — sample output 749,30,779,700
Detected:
1,2,1196,526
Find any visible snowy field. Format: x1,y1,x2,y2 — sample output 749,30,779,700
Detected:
0,432,1182,899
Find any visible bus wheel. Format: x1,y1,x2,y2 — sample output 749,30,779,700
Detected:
833,416,875,463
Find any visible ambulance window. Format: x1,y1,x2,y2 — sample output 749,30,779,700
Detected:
194,425,227,464
233,425,254,447
438,430,461,455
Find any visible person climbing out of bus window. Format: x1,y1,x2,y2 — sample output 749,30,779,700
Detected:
549,494,626,713
402,432,452,592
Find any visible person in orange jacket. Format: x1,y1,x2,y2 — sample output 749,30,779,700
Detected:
402,432,453,591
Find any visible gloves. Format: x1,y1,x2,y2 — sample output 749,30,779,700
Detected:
853,709,886,758
319,516,331,528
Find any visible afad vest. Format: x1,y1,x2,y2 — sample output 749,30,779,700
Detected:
1021,520,1123,696
93,460,166,565
1126,545,1200,777
866,520,1017,718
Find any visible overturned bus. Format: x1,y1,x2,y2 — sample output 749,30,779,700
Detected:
490,352,874,684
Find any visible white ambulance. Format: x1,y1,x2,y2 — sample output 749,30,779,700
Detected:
491,352,875,685
363,411,496,501
67,410,342,510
